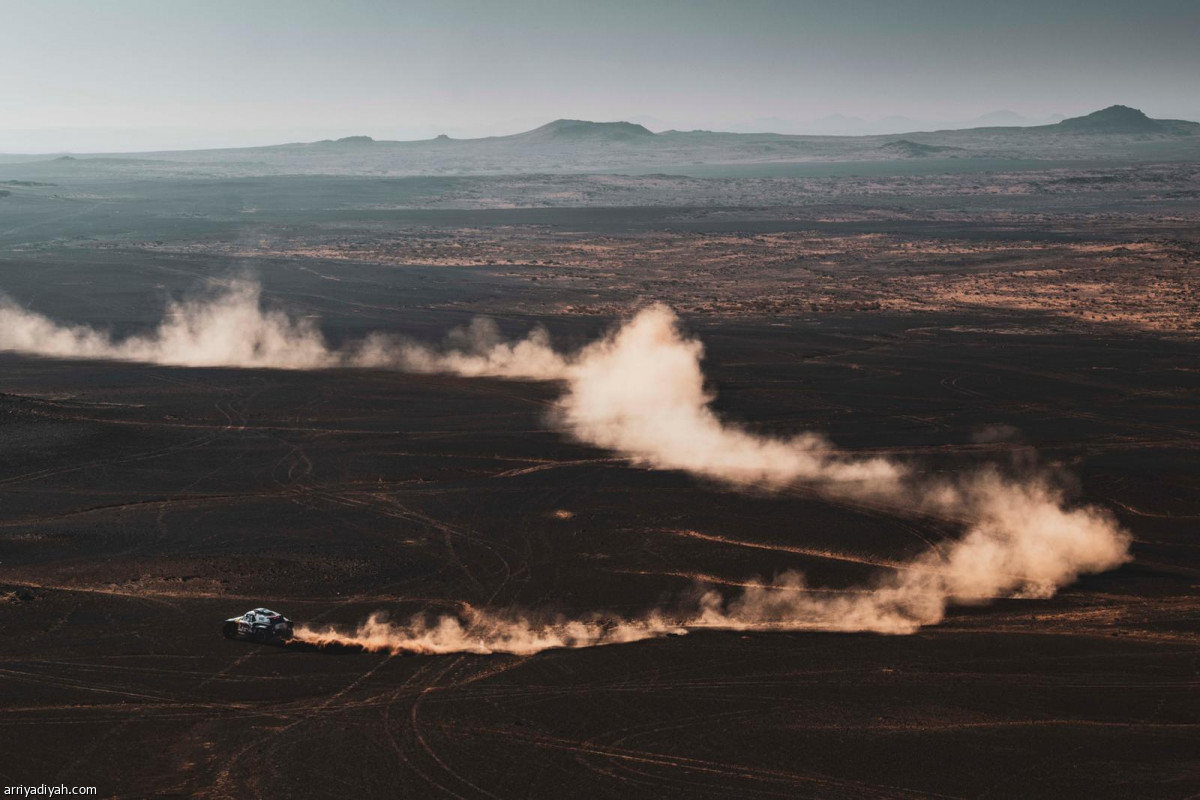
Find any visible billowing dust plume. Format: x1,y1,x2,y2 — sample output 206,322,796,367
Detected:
0,280,570,375
0,281,342,370
297,608,687,656
295,470,1128,654
0,282,1131,653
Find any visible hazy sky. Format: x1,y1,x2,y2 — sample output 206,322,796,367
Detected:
4,0,1199,150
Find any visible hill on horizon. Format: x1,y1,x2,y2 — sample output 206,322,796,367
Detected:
1053,105,1188,134
503,119,655,144
5,106,1198,161
961,105,1200,136
2,105,1197,178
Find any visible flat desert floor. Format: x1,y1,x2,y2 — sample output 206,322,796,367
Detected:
1,171,1198,798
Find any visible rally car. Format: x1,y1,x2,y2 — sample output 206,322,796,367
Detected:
222,608,294,643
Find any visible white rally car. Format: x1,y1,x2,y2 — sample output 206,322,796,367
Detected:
222,608,294,643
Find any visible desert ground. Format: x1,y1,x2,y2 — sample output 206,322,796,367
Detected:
1,159,1198,797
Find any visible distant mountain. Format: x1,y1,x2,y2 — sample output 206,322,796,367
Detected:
801,114,950,136
800,114,871,135
961,105,1199,136
505,119,655,143
876,115,924,131
314,135,376,146
724,116,800,134
969,110,1028,126
1054,105,1183,134
3,106,1196,178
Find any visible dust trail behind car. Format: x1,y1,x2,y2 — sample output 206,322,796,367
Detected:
0,281,1131,656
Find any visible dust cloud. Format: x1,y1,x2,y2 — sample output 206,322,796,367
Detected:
295,469,1128,654
0,282,1131,653
0,281,340,369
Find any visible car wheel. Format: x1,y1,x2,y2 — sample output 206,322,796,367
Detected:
222,622,238,639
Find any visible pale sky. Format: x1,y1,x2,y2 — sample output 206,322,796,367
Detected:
3,0,1199,151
